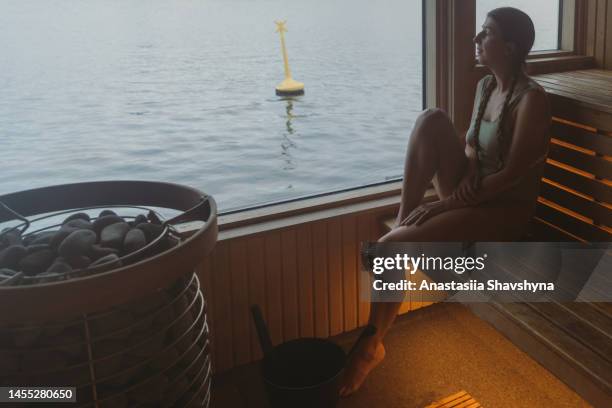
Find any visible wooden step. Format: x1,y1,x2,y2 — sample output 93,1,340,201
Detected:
425,390,481,408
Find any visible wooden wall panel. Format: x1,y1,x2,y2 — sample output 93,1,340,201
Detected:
229,239,250,366
327,218,344,336
312,221,329,338
210,241,232,373
586,0,597,56
198,208,439,374
264,233,283,346
356,214,372,326
606,0,612,68
280,229,299,341
587,0,612,69
246,236,266,360
296,224,314,337
341,216,358,332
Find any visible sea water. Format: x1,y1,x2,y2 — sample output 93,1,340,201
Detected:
0,0,556,212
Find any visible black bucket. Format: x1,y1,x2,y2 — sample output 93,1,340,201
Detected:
251,305,376,408
263,338,345,408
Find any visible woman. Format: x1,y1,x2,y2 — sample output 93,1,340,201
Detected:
340,7,551,397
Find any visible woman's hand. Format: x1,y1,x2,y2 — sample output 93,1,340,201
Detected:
399,197,468,227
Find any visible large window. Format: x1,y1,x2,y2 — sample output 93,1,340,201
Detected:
0,0,423,213
476,0,560,51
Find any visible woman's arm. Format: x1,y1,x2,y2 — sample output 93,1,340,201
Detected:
460,88,551,205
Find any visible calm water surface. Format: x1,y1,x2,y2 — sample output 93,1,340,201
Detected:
0,0,555,212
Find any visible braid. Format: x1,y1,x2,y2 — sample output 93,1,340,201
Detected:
472,75,496,187
495,71,519,170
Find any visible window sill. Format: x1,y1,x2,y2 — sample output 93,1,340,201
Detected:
217,182,438,240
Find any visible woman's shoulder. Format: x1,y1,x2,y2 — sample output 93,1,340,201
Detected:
510,75,548,108
523,75,546,92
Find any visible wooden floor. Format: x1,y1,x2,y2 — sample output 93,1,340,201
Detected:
211,303,590,408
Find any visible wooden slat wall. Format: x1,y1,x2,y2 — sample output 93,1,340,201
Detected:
198,208,436,374
534,116,612,242
586,0,612,69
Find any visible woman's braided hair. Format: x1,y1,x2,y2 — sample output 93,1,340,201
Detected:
472,71,519,182
472,7,535,186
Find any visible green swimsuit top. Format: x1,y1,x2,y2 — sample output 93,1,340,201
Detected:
465,74,549,204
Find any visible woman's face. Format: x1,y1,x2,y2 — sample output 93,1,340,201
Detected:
474,17,512,68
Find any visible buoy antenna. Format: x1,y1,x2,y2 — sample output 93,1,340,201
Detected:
274,20,287,33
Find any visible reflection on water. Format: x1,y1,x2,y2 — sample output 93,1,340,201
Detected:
285,99,295,135
281,97,298,171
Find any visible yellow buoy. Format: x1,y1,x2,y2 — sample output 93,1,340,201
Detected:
274,20,304,96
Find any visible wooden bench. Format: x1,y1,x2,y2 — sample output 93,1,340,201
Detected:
381,69,612,407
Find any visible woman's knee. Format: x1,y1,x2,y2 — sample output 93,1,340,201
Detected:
411,108,452,145
416,108,450,127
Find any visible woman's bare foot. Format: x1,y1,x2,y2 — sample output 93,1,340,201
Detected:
339,337,386,397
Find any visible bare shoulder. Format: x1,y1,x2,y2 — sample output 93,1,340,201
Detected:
516,84,550,118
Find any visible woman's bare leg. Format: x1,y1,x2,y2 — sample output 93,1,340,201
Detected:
340,109,468,397
396,108,468,225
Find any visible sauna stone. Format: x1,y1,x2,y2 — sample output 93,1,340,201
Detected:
0,229,22,247
21,350,68,372
64,255,92,269
133,214,147,226
182,341,202,378
94,339,126,378
62,212,90,224
13,328,43,348
58,230,97,258
161,377,191,407
171,313,193,344
88,245,119,261
123,229,146,254
93,215,124,235
90,253,121,269
43,329,84,359
19,248,56,276
104,365,141,388
99,209,117,218
0,245,27,269
49,230,72,249
60,219,94,232
100,222,130,249
25,244,51,254
147,210,162,225
129,330,166,359
153,304,176,332
148,346,179,372
136,222,163,243
46,260,72,274
173,294,190,316
90,311,134,340
25,231,56,246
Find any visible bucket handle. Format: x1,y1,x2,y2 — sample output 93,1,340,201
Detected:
250,304,274,355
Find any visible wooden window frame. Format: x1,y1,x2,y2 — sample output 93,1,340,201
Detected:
218,0,598,237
